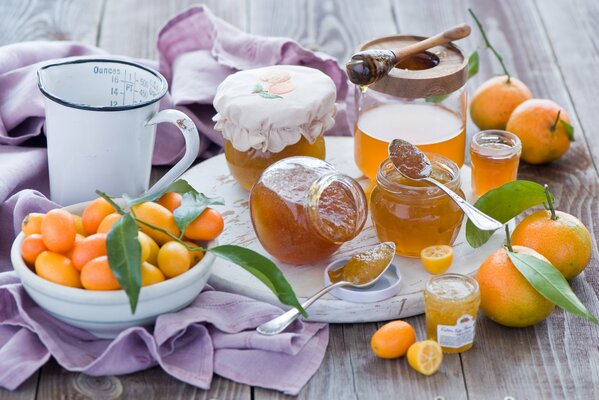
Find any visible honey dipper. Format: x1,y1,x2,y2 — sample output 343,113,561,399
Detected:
346,23,471,86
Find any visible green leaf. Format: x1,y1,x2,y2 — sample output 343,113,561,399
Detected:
468,50,479,79
252,83,263,93
123,179,199,207
560,120,575,141
173,192,225,234
208,245,307,317
426,94,449,104
258,92,283,99
507,251,597,323
106,213,142,314
466,181,553,248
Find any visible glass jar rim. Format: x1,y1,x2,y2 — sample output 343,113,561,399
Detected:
425,273,479,300
376,153,461,196
471,130,522,158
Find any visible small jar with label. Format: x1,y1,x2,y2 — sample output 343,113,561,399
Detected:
424,273,480,353
213,65,337,190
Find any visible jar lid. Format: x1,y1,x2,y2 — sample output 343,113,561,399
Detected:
358,35,468,98
213,65,337,153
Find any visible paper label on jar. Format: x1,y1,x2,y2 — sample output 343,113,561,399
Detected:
436,314,476,348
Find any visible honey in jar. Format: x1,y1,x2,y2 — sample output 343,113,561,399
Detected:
470,130,522,197
213,66,337,190
370,154,464,257
424,273,481,353
250,157,367,265
353,35,468,180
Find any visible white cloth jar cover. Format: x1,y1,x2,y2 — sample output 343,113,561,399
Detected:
213,65,337,153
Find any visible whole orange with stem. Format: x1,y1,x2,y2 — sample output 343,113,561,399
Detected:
41,209,77,253
82,197,116,235
506,99,573,164
475,243,554,328
511,186,591,280
370,320,416,359
470,75,532,130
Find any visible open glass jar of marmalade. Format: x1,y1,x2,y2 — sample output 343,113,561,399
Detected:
353,35,468,180
370,154,464,257
250,157,367,265
213,66,337,190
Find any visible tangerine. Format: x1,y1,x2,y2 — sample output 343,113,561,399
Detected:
82,197,115,235
21,234,47,266
157,241,191,278
71,233,107,271
157,192,182,212
184,241,205,265
41,209,77,253
184,208,224,241
35,251,82,288
371,320,416,359
21,213,44,236
96,213,122,234
80,256,120,290
141,261,166,286
131,202,180,245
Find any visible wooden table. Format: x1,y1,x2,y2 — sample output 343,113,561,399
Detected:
1,0,598,398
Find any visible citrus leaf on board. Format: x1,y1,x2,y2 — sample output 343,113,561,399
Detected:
468,50,480,79
560,120,575,141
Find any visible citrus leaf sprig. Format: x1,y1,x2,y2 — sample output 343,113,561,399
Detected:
468,8,511,82
96,180,306,317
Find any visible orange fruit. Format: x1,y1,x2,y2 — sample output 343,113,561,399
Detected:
82,197,115,235
35,251,82,288
21,213,45,236
141,261,166,286
71,233,107,271
506,99,572,164
72,215,86,236
420,245,453,275
157,241,191,278
139,232,159,265
512,210,592,280
407,340,443,376
131,202,180,245
80,256,120,290
184,241,205,265
157,192,182,212
371,320,416,359
96,213,122,234
184,208,224,241
475,246,555,327
63,233,85,259
21,234,47,266
470,76,532,130
41,209,77,253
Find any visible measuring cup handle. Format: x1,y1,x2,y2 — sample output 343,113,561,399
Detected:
144,109,200,197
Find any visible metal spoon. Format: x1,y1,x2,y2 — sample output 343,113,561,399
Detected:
256,242,396,336
388,139,503,231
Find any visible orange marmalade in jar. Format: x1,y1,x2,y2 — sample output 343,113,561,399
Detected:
250,157,367,265
425,274,480,353
353,35,468,180
213,66,336,190
370,154,464,257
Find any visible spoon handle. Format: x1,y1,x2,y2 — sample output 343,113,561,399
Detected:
423,177,503,232
256,281,346,336
393,23,471,62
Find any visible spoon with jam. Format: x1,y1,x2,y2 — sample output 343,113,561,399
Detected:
256,242,396,336
388,138,503,231
346,23,471,87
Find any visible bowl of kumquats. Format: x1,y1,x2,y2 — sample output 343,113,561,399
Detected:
10,189,225,339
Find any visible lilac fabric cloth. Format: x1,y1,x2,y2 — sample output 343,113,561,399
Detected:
0,5,340,394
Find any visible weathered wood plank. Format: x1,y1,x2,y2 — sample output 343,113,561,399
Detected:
392,0,599,398
248,0,397,62
98,0,246,59
0,0,104,46
36,358,251,400
0,372,39,400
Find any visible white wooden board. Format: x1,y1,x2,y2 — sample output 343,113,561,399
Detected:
181,137,505,323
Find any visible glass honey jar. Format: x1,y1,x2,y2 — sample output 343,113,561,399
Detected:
250,156,367,265
213,65,337,190
370,154,464,257
353,35,468,180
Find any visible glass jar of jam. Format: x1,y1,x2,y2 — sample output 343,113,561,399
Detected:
352,35,468,180
425,273,481,353
213,66,337,190
250,156,367,265
370,154,464,257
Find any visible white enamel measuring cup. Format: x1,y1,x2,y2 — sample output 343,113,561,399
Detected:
37,58,200,205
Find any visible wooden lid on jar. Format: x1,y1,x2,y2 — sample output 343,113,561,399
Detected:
358,34,468,98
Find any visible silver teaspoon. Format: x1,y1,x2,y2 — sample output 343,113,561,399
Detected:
388,139,503,232
257,242,396,336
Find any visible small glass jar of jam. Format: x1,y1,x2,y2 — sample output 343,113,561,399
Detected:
370,154,464,257
353,35,468,180
213,66,337,190
424,273,481,353
250,156,367,265
470,130,521,197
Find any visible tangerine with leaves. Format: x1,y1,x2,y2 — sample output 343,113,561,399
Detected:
80,256,120,290
184,240,205,265
82,197,116,235
132,202,180,245
157,192,182,212
35,251,82,288
96,213,122,234
371,320,416,359
184,208,224,241
41,209,77,253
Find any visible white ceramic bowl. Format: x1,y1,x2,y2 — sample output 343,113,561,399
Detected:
10,201,216,339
